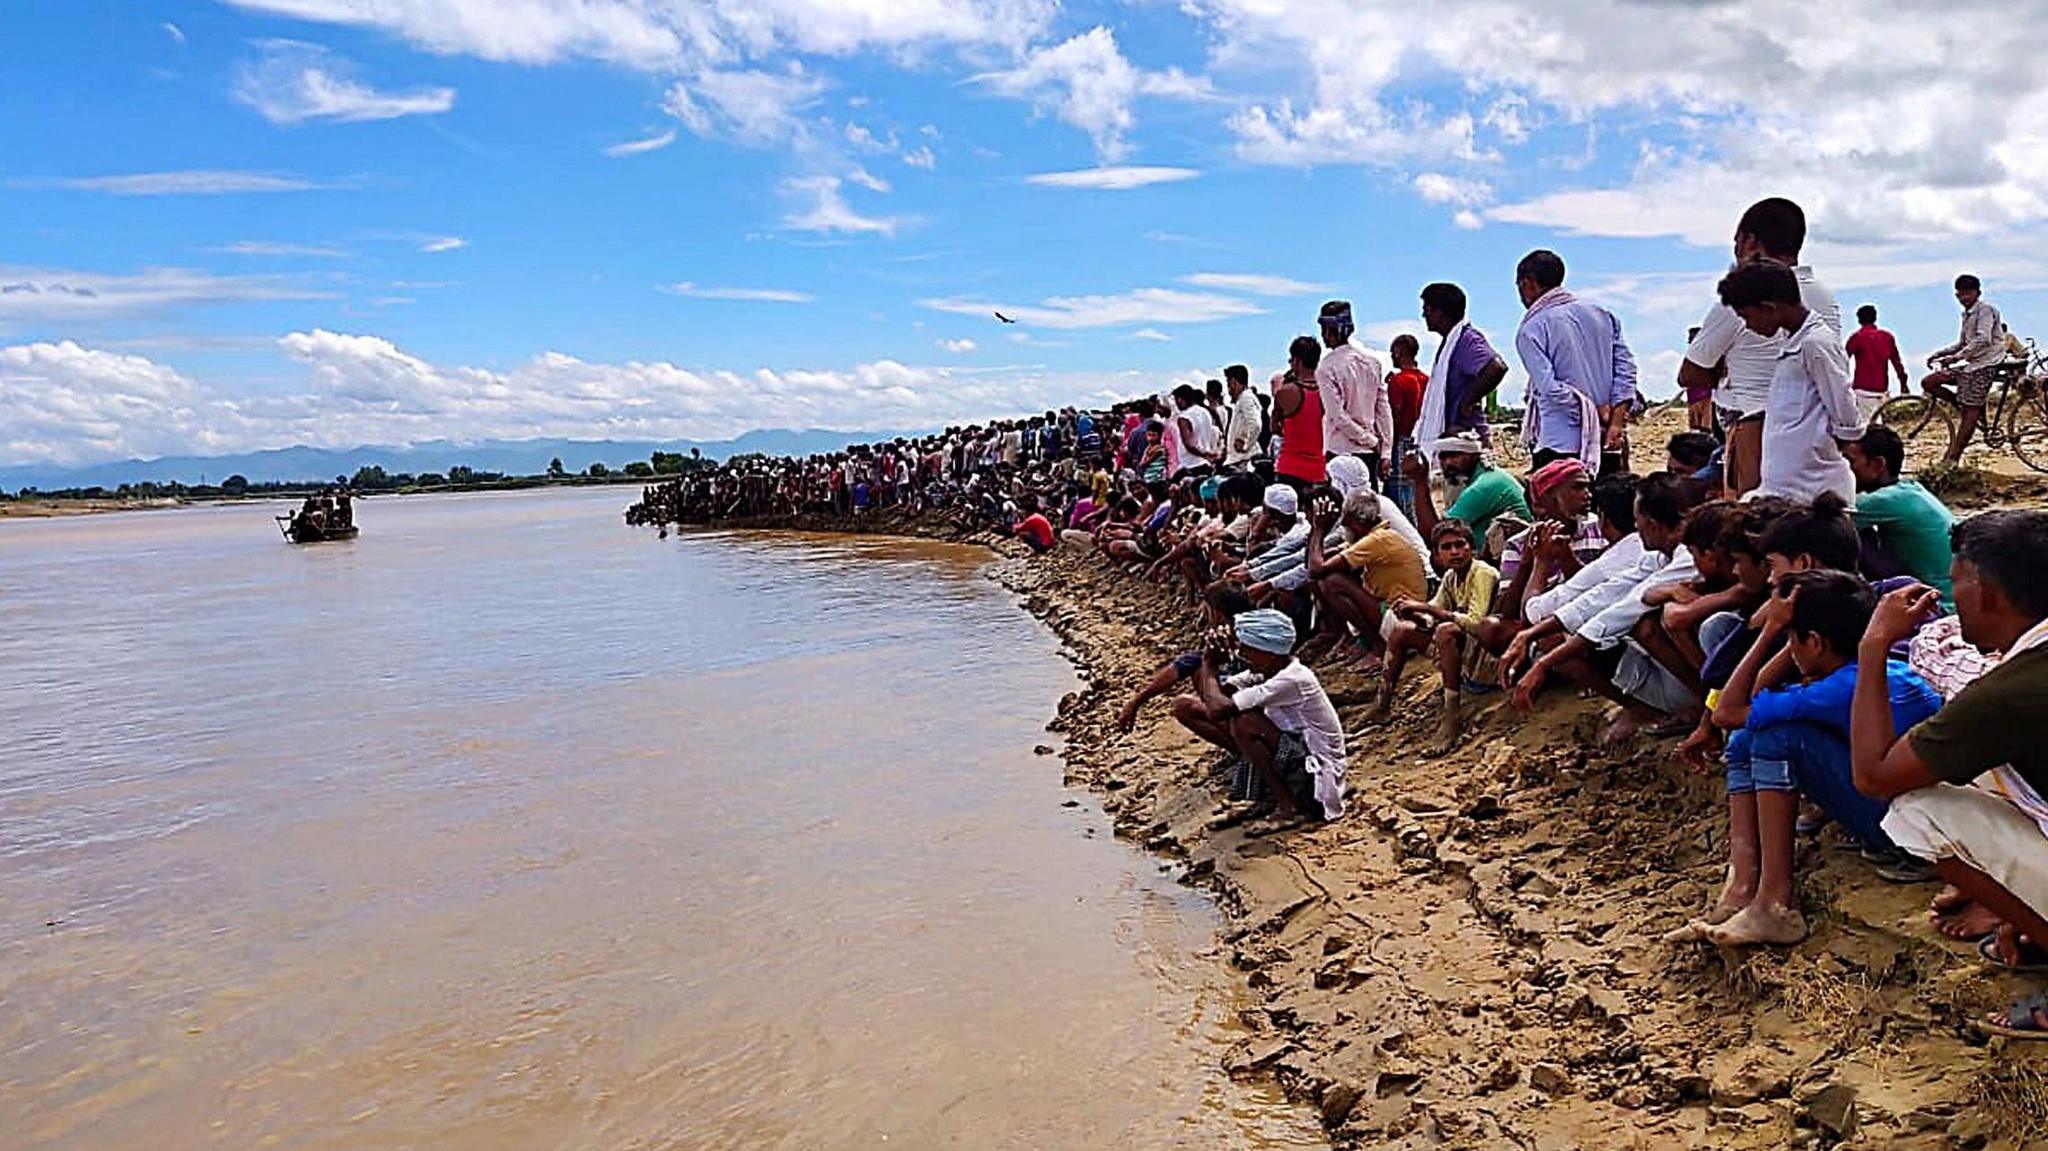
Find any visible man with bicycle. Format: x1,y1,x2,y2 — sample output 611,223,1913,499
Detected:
1923,274,2009,465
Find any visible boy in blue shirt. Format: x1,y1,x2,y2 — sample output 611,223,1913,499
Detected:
1678,570,1943,947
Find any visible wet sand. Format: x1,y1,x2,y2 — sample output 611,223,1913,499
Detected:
0,489,1325,1150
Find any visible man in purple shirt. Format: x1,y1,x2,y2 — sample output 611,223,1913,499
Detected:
1422,282,1509,443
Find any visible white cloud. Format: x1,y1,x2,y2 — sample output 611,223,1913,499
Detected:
605,128,677,156
1178,273,1329,297
936,337,977,353
1452,210,1485,231
664,282,813,302
4,330,1195,467
220,0,1055,70
0,342,223,467
976,26,1213,163
163,22,186,44
664,64,825,145
37,170,322,195
1025,166,1200,191
901,144,936,169
420,237,467,253
1412,173,1493,207
781,176,904,236
1129,328,1172,342
234,41,455,125
922,287,1262,330
0,265,335,325
215,241,352,258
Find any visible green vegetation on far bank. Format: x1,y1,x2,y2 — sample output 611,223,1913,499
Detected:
1,449,722,508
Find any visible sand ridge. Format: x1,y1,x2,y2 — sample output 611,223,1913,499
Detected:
989,540,2048,1150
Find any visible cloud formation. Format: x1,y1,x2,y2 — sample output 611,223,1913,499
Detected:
664,282,813,302
605,128,677,156
976,26,1213,163
0,331,1185,466
0,265,334,326
923,287,1262,330
35,170,323,195
233,41,455,124
1025,166,1199,191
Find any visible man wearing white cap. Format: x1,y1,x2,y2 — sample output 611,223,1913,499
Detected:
1177,608,1348,826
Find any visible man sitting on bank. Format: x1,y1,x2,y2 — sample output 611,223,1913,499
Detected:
1402,431,1533,549
1303,489,1430,673
1176,608,1348,832
1852,509,2048,1040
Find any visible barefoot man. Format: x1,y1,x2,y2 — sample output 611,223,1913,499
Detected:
1176,609,1348,830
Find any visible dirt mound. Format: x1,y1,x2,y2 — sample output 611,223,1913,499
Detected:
994,542,2048,1151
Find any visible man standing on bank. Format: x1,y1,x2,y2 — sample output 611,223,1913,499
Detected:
1513,249,1638,475
1315,300,1394,485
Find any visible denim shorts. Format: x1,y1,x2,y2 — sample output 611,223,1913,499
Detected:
1722,726,1794,795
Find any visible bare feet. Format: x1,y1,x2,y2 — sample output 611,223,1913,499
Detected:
1362,691,1394,725
1425,694,1463,758
1704,901,1809,947
1928,886,2003,941
1600,706,1662,746
1707,870,1756,926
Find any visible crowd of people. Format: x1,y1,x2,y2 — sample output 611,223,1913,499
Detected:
631,196,2047,1042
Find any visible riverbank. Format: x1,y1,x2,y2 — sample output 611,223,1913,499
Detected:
720,506,2047,1150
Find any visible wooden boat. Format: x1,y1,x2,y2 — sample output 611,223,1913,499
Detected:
277,514,359,543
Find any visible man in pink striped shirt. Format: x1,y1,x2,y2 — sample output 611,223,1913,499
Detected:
1314,300,1394,483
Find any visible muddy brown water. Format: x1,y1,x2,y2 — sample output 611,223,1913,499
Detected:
0,487,1325,1150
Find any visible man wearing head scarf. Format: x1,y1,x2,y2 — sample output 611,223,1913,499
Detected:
1402,431,1533,549
1500,460,1605,575
1175,607,1347,826
1315,300,1395,483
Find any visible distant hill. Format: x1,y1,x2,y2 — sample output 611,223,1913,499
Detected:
0,429,930,491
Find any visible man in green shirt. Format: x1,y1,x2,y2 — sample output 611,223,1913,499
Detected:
1852,509,2048,1040
1401,431,1532,546
1846,424,1955,608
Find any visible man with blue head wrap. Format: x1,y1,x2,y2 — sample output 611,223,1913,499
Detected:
1173,607,1349,827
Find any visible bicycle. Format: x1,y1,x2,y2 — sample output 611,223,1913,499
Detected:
1875,338,2048,474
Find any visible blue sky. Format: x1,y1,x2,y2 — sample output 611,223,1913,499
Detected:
5,0,2046,467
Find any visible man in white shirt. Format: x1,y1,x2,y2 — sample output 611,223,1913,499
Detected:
1715,260,1864,504
1499,473,1700,740
1315,300,1394,481
1177,608,1347,828
1223,364,1264,471
1679,198,1839,496
1171,384,1222,477
1924,274,2009,465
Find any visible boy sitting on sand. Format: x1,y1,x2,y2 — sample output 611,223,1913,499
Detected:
1374,519,1502,750
1675,571,1942,947
1175,609,1348,831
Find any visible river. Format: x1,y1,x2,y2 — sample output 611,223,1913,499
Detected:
0,486,1323,1150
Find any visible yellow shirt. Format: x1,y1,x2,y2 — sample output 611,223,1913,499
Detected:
1429,560,1501,634
1340,527,1428,603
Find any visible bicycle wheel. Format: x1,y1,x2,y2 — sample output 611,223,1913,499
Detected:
1874,394,1953,449
2006,378,2048,474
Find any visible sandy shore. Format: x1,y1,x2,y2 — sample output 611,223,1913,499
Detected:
0,497,186,518
710,501,2047,1150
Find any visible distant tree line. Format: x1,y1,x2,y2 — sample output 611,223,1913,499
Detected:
4,447,720,501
